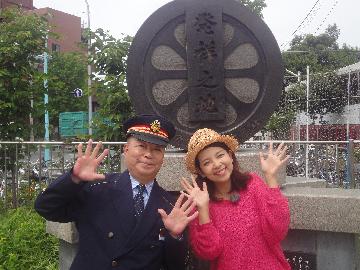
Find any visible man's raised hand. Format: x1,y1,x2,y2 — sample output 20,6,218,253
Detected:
71,139,109,183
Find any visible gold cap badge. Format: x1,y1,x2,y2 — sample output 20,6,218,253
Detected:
150,120,161,133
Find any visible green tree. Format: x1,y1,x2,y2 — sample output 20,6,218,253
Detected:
0,8,48,141
235,0,267,18
45,52,88,138
265,24,359,139
90,29,134,141
0,8,48,207
283,24,359,75
308,72,348,121
263,83,305,139
284,24,358,120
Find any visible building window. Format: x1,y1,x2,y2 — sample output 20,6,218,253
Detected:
51,43,60,52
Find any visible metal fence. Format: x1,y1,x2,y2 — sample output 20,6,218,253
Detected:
0,141,126,208
241,139,360,189
0,140,359,208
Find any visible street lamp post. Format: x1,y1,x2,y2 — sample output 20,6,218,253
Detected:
44,38,50,162
84,0,93,135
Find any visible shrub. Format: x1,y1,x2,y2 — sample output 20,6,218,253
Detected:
0,206,58,270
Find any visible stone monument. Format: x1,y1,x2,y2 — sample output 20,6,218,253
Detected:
126,0,283,148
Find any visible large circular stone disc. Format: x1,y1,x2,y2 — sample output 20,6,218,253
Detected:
127,0,283,148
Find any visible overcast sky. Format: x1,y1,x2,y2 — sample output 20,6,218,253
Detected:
33,0,359,51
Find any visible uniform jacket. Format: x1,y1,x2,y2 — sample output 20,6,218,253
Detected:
34,170,187,270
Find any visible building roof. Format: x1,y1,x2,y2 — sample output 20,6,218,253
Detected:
337,61,360,75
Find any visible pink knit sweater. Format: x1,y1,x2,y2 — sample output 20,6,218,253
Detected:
189,173,291,270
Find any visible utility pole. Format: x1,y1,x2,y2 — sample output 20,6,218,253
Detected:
85,0,93,135
285,69,302,140
305,65,310,178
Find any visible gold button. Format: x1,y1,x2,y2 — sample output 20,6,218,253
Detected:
108,232,114,239
111,260,118,267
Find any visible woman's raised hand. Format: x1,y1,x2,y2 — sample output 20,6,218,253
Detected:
180,175,210,208
71,139,109,183
259,142,289,187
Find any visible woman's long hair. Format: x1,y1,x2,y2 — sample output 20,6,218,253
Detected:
195,142,251,201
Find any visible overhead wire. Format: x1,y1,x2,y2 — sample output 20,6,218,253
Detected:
280,0,322,49
314,0,339,35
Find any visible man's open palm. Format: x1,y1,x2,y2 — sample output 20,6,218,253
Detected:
72,139,109,182
158,194,198,237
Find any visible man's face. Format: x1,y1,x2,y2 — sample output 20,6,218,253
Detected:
123,137,165,183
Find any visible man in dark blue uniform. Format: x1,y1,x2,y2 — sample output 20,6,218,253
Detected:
35,114,198,270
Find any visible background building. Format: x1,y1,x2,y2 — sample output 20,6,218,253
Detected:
33,7,83,53
0,0,34,10
1,0,83,53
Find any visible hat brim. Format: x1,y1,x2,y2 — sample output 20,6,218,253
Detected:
128,131,169,146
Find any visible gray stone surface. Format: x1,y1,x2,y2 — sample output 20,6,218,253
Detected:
283,186,360,234
225,78,259,103
356,235,360,269
282,229,317,253
46,221,78,244
59,240,78,270
151,45,186,70
224,43,259,69
282,230,358,270
282,176,327,188
317,231,356,270
152,79,187,105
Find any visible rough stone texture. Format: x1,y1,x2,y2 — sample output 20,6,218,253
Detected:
224,43,259,69
151,45,186,70
173,23,234,50
356,235,360,269
282,229,317,253
46,221,78,244
152,79,187,105
59,240,79,270
176,103,238,129
282,230,358,270
225,78,259,103
283,186,360,234
317,231,356,270
282,176,327,188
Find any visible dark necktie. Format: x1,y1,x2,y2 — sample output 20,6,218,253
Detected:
134,184,146,221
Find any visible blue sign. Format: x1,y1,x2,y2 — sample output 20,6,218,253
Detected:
73,88,83,97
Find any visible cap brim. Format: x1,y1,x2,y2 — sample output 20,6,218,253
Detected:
128,131,168,146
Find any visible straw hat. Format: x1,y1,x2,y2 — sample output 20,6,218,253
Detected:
185,128,239,174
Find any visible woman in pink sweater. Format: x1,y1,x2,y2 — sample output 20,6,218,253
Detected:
181,128,291,270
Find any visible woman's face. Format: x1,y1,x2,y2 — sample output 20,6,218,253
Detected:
197,146,234,183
